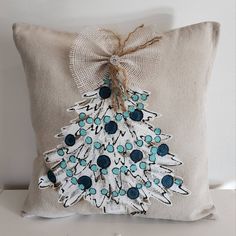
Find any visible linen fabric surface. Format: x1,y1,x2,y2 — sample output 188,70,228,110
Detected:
13,20,220,220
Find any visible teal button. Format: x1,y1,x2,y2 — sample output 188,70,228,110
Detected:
80,128,87,136
85,136,92,144
119,189,126,196
123,111,129,118
115,113,123,122
89,188,96,195
80,159,87,166
137,103,144,110
131,94,139,101
103,115,111,123
141,94,148,101
154,136,161,143
86,117,93,124
120,166,128,173
60,160,67,169
94,118,101,125
107,144,114,153
94,141,102,149
149,154,156,162
136,140,143,147
112,167,120,175
90,164,98,172
69,155,77,163
130,164,137,172
101,188,108,195
101,169,108,175
145,181,152,188
139,162,147,170
125,142,133,150
154,128,161,135
154,178,160,185
128,105,135,112
57,148,64,156
151,146,158,154
71,177,77,185
112,191,119,197
79,120,85,127
145,135,152,143
66,169,73,177
79,112,86,119
174,178,183,186
136,183,143,189
79,184,85,190
117,145,124,153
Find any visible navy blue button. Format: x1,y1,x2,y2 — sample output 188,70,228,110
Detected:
129,109,143,121
105,121,118,134
77,176,92,190
161,175,174,188
47,170,56,184
130,150,143,163
157,144,169,156
97,155,111,169
99,86,111,99
65,134,76,146
127,187,139,199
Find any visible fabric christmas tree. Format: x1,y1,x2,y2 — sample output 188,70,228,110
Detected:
39,77,189,215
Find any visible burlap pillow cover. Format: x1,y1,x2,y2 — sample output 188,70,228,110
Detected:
13,21,220,220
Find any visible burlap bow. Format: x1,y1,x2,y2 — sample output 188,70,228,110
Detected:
70,24,162,111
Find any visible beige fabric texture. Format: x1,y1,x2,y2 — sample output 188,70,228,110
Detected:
13,21,220,221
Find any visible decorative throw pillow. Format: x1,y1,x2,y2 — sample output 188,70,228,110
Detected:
13,21,220,221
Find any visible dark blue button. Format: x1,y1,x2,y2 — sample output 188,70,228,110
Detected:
161,175,174,188
47,170,56,184
130,150,143,163
157,144,169,156
127,187,139,199
105,121,118,134
99,86,111,99
129,109,143,121
65,134,76,146
97,155,111,169
77,176,92,190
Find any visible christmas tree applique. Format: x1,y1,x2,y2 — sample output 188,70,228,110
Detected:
39,78,189,215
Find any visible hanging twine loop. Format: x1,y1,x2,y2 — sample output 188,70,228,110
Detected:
70,24,162,112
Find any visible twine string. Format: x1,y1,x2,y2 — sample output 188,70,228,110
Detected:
102,25,162,111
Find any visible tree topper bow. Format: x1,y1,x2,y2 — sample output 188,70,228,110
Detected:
69,24,162,111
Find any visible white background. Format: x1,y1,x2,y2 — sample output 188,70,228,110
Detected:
0,0,235,189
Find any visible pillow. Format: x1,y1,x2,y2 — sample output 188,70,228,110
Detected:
13,21,220,221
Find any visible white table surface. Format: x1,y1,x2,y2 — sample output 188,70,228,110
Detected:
0,189,235,236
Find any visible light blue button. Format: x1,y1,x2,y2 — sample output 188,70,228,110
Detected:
79,120,85,127
145,181,152,188
80,159,87,166
80,128,87,136
79,112,86,119
151,146,158,154
136,140,143,147
85,136,92,144
149,154,156,162
128,105,135,112
123,111,129,118
60,160,67,169
101,169,108,175
154,178,160,185
71,177,77,185
89,188,96,195
90,164,98,172
101,188,108,195
86,117,93,124
120,166,128,173
95,118,101,125
139,162,147,170
154,136,161,143
117,145,124,153
145,135,152,143
130,164,137,172
136,183,142,189
69,155,77,163
115,113,123,122
154,128,161,135
112,167,120,175
137,103,144,110
131,94,139,101
125,142,133,150
57,148,64,156
107,144,114,153
119,189,126,196
79,184,85,190
112,191,119,197
103,115,111,123
141,94,148,101
94,141,102,149
66,169,73,177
